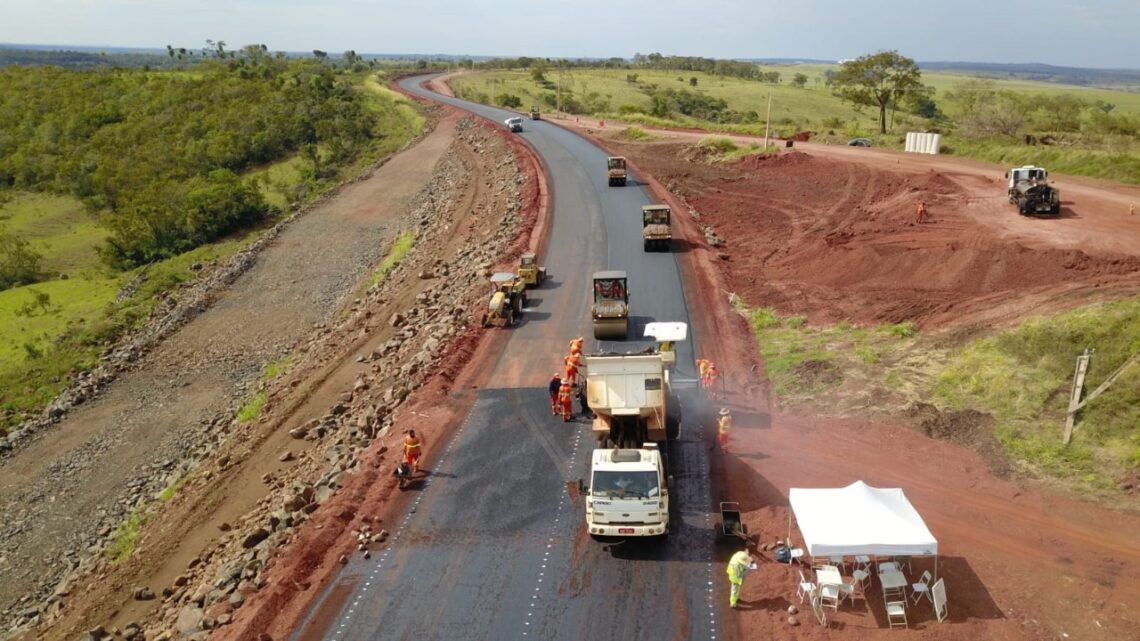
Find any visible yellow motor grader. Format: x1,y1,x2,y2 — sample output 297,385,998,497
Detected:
481,272,527,328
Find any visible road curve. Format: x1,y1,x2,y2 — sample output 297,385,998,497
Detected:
288,75,725,641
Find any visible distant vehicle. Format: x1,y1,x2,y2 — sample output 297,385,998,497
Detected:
847,138,873,147
1006,165,1061,216
529,106,541,120
606,156,628,186
505,117,524,133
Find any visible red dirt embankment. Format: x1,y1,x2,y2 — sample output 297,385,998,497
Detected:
615,141,1140,330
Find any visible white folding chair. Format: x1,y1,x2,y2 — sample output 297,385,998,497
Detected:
886,600,908,629
820,583,841,611
796,569,817,604
829,555,847,572
854,554,872,573
852,568,870,588
910,570,933,605
838,576,864,606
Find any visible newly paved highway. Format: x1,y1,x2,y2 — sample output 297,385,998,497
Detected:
291,75,726,641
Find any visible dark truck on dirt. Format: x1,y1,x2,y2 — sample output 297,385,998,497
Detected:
1007,165,1061,216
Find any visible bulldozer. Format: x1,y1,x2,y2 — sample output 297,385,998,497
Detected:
517,251,546,288
481,272,527,328
641,204,672,251
607,156,628,187
591,271,629,339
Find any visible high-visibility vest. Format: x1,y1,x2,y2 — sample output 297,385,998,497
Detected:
404,436,421,452
726,551,751,582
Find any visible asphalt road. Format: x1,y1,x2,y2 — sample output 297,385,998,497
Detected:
289,75,726,641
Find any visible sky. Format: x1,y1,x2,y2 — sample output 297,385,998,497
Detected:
1,0,1137,69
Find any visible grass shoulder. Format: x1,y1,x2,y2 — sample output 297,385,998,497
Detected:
742,296,1139,501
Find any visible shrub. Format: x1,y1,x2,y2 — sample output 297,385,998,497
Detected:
495,93,522,109
697,136,738,154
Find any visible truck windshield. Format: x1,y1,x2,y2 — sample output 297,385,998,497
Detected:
592,471,659,499
608,158,625,170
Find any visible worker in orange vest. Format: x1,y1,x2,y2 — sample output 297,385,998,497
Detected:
558,382,574,422
704,362,722,399
564,352,583,388
696,358,711,387
403,430,423,473
569,336,584,356
915,201,928,224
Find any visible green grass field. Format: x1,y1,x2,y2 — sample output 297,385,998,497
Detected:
0,192,107,277
452,67,1140,182
743,292,1140,498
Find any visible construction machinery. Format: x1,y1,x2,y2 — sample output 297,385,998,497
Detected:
481,272,526,328
607,156,628,187
529,106,541,120
517,251,546,288
591,271,629,339
581,444,670,538
641,204,672,251
584,347,682,449
643,321,687,370
1006,165,1061,216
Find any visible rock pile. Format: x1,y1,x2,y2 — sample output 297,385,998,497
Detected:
8,118,534,639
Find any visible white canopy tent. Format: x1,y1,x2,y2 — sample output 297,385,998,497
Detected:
788,481,938,561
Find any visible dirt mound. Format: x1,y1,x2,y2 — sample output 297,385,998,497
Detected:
909,403,1009,475
610,141,1140,330
788,359,840,388
734,150,811,171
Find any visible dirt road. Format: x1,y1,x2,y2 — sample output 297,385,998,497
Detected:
0,111,462,636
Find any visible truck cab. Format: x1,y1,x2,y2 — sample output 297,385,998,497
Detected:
584,445,669,538
1007,165,1048,192
505,117,524,133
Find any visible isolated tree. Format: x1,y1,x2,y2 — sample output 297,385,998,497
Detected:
0,229,42,290
689,77,698,87
313,50,328,61
833,50,924,133
792,73,808,88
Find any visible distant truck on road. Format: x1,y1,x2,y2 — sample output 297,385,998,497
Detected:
607,156,628,186
641,204,672,251
1006,165,1061,216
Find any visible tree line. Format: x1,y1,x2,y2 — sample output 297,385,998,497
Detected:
0,50,380,274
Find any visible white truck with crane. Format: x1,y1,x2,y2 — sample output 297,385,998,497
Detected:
580,323,685,539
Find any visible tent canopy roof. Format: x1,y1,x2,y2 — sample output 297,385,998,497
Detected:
789,481,937,557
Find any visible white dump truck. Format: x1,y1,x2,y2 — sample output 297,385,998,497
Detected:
583,444,670,538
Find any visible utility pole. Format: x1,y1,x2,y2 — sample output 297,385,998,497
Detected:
763,92,773,150
557,61,564,114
